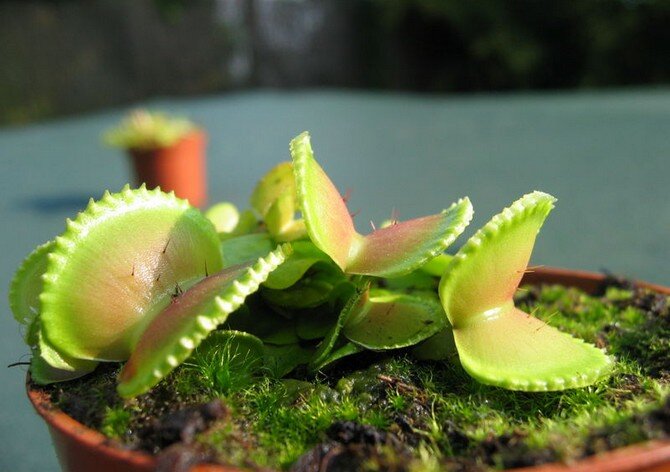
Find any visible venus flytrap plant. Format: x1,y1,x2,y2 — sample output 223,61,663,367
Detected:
9,185,290,396
9,130,614,405
438,192,613,391
282,132,476,370
11,186,223,384
40,186,224,363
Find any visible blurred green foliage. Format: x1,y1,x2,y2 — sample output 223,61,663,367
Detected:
363,0,670,91
1,0,668,125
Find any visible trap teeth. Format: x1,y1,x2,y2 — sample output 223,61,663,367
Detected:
179,338,194,349
117,246,288,397
216,298,234,313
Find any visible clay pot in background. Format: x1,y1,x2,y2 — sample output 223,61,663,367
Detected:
129,130,207,208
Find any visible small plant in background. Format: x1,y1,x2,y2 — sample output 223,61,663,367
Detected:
10,131,613,401
103,109,208,207
104,109,196,150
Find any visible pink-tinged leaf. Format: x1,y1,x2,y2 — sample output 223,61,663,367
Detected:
118,266,247,388
454,304,613,391
118,245,289,397
290,132,356,271
291,132,473,277
346,199,473,277
40,186,223,362
440,192,556,327
439,192,612,391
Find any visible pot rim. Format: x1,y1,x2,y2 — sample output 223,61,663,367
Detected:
26,266,670,472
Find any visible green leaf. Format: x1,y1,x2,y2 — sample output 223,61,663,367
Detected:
263,241,331,290
419,253,453,277
383,270,438,292
310,282,368,370
9,241,54,346
219,210,259,241
30,348,97,385
439,192,613,391
310,342,363,371
31,329,98,384
250,161,296,218
224,299,297,345
264,344,314,377
221,233,274,268
40,186,224,362
343,290,446,350
262,265,345,309
290,132,473,277
205,202,240,233
453,303,613,390
265,191,307,242
233,210,259,236
411,327,457,361
262,324,299,346
296,308,338,341
117,244,290,397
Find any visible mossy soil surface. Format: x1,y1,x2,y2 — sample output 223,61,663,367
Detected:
37,282,670,472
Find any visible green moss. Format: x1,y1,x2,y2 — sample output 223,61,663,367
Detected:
41,284,669,470
178,331,267,397
101,406,133,439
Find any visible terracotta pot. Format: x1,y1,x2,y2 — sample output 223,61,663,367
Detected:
27,268,670,472
128,130,207,208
